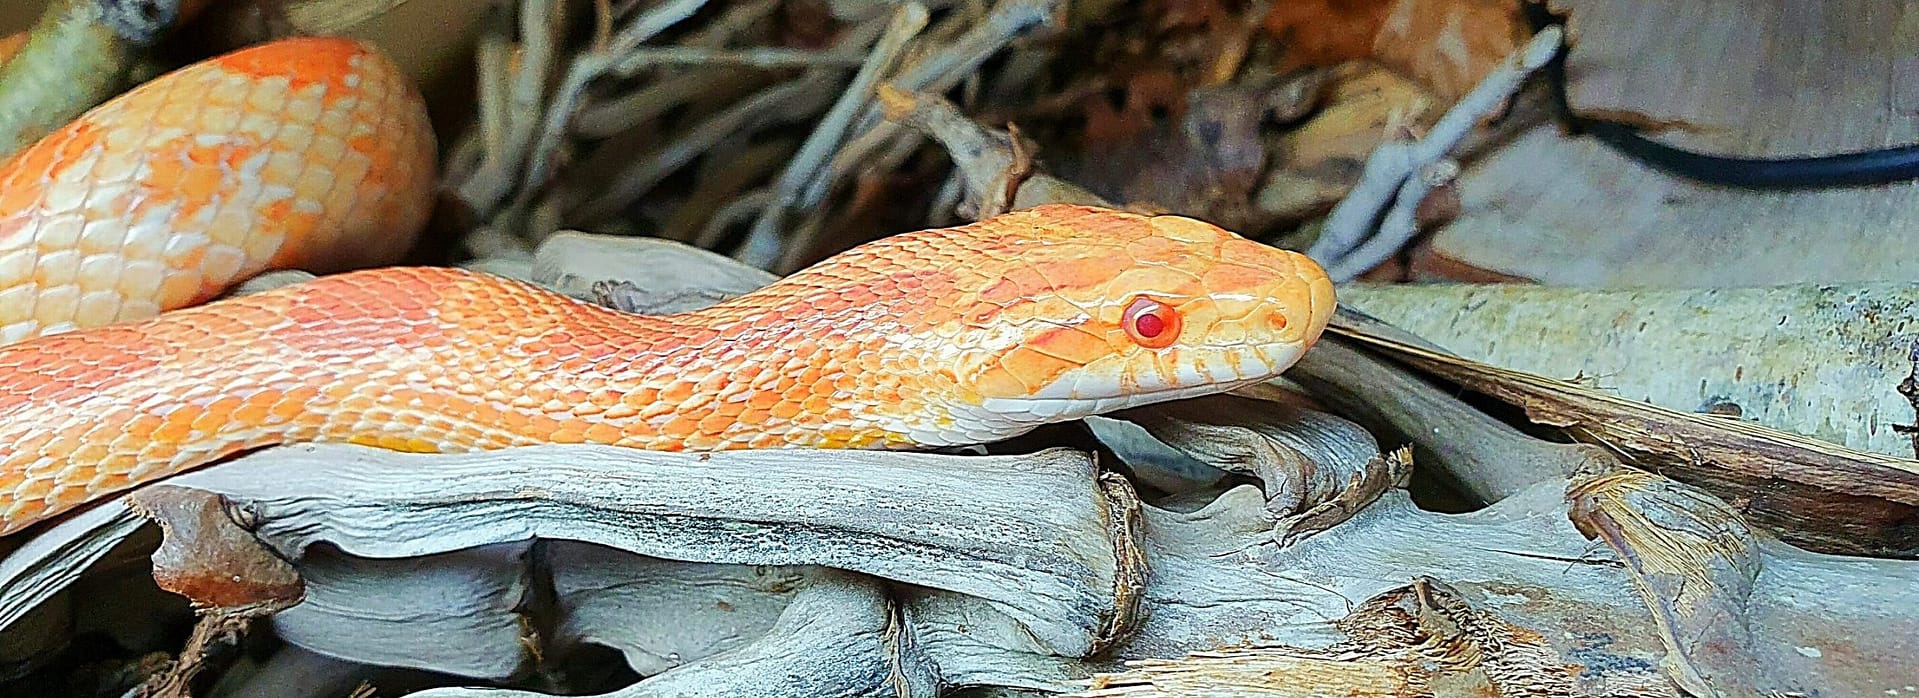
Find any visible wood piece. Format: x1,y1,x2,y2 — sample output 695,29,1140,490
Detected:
532,230,777,308
544,544,799,675
1328,317,1919,558
1105,391,1404,544
269,544,535,680
409,571,941,698
1337,281,1919,458
125,486,303,612
1286,337,1617,502
159,443,1135,658
1432,0,1919,285
0,502,148,632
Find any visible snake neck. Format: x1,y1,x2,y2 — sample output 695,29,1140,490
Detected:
561,285,973,451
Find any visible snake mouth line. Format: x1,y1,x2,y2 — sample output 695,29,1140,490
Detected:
978,373,1285,425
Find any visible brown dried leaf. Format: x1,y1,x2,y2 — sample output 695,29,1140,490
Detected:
1150,0,1235,32
1370,0,1527,101
1080,69,1187,148
1052,69,1334,231
126,485,304,612
1257,64,1439,220
1260,0,1392,70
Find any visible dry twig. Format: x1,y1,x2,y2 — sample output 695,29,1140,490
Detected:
1306,26,1563,281
737,2,931,269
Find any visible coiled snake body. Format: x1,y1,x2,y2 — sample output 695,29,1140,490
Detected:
0,38,1334,535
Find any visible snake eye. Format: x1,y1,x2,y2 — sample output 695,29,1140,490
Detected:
1122,296,1181,349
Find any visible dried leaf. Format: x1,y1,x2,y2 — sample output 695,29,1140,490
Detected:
1369,0,1527,101
1260,0,1392,69
1080,69,1187,148
1257,64,1438,220
124,485,303,613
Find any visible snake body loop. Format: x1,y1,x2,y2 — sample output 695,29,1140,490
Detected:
0,39,1333,535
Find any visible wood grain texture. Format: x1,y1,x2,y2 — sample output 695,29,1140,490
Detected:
1434,0,1919,285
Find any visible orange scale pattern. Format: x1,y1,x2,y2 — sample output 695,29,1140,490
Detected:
0,36,436,344
0,188,1331,533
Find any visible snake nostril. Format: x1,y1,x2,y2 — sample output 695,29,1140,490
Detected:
1268,311,1290,332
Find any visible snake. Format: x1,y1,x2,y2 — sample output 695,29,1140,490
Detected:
0,37,1335,536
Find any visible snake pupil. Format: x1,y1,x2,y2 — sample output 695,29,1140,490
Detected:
1135,313,1165,337
1122,296,1181,348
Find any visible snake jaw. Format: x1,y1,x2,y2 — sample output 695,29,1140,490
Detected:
938,208,1333,435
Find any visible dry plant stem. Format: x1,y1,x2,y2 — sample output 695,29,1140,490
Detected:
568,17,891,224
571,69,760,139
497,0,711,222
567,0,781,137
845,0,1060,136
280,0,417,33
1285,337,1617,502
473,7,513,159
1308,26,1563,281
698,189,774,248
806,0,1061,212
567,78,825,223
455,0,566,216
665,138,800,242
739,2,931,270
677,0,779,48
873,85,1111,221
134,612,254,698
609,46,864,72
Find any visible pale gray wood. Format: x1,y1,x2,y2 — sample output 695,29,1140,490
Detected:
161,443,1126,658
269,543,536,680
544,543,802,675
1338,282,1919,458
1432,0,1919,286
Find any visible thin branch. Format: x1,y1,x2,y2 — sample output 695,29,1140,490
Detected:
737,2,931,270
1308,26,1563,281
567,18,889,224
801,0,1062,212
610,46,865,72
454,0,567,215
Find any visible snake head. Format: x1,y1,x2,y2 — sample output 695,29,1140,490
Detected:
930,205,1336,427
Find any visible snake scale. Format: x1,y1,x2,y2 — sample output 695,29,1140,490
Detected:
0,37,1333,535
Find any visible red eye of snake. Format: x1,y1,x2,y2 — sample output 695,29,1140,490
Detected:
1122,296,1181,349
